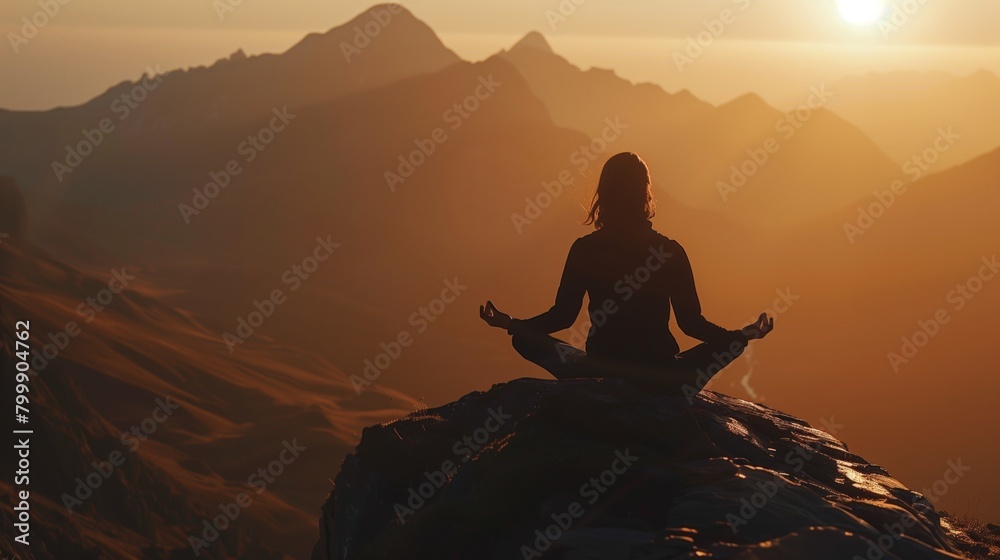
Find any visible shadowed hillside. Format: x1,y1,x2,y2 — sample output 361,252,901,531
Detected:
0,233,419,559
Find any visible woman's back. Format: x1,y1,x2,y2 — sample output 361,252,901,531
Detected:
571,222,681,367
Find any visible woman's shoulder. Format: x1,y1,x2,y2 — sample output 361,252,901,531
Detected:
649,228,682,249
568,232,598,256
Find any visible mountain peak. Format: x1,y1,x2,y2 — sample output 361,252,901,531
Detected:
511,31,554,54
314,377,986,559
346,3,417,25
716,91,776,114
291,3,435,57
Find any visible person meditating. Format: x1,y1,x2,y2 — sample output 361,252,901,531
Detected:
479,152,773,397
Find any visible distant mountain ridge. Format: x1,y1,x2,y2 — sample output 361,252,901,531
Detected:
827,69,1000,172
0,3,460,196
498,32,901,227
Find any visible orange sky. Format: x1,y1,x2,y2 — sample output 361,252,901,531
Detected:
2,0,1000,110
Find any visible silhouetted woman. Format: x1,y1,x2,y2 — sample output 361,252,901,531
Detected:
480,152,773,397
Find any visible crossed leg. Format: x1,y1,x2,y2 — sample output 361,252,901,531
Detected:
510,330,747,397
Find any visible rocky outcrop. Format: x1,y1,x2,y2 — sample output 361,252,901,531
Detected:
314,377,993,559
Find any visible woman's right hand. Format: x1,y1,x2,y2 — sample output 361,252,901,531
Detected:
479,300,512,330
741,312,774,340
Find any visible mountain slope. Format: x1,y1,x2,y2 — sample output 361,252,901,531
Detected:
498,32,714,135
0,234,419,560
828,70,1000,172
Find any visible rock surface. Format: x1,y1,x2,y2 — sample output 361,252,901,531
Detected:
314,377,991,560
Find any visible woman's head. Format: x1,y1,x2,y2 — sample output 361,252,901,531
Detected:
584,152,655,229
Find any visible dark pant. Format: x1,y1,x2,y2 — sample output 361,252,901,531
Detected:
510,331,746,398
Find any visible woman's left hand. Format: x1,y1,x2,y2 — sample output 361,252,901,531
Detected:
741,312,774,340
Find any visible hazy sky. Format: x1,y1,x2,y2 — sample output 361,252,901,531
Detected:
3,0,1000,110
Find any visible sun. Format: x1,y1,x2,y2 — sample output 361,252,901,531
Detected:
837,0,886,25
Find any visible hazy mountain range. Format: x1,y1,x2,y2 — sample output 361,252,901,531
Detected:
1,4,998,558
827,69,1000,173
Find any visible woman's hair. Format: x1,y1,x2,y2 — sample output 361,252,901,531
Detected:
584,152,655,229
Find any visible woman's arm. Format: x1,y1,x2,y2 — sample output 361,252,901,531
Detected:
670,244,745,344
507,240,587,335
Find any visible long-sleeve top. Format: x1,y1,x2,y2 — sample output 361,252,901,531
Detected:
508,221,743,368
